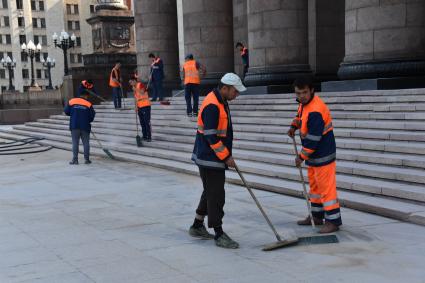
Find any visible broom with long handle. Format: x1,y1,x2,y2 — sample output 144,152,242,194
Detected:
291,137,316,228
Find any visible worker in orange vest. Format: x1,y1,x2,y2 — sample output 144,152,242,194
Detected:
236,42,249,79
181,54,206,117
109,60,122,109
288,76,341,234
129,75,152,142
189,73,246,249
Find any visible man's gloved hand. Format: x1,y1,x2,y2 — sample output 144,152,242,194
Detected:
287,127,296,138
295,156,304,167
225,156,236,168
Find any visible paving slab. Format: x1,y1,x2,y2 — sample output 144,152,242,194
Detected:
0,149,424,282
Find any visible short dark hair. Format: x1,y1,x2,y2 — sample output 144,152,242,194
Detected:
218,82,231,90
293,76,314,90
235,42,243,48
148,53,155,58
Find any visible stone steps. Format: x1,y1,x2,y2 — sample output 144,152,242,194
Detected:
32,119,425,169
43,115,425,156
94,109,425,121
8,124,425,202
3,88,425,227
0,128,424,227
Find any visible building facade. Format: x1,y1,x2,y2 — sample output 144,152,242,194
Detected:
0,0,97,93
134,0,425,88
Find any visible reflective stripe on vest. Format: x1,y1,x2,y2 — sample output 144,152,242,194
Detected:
69,98,92,108
192,153,226,169
109,68,120,87
183,60,200,85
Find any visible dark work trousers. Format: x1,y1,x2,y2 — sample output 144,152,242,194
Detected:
71,129,90,161
185,83,200,115
151,79,163,101
243,64,249,80
138,106,152,139
112,87,122,109
195,167,226,228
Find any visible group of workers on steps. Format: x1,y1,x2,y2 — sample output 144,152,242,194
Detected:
64,43,341,249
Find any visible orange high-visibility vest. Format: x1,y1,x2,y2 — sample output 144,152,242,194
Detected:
109,68,120,87
134,82,151,108
69,98,92,108
183,60,200,85
197,91,229,160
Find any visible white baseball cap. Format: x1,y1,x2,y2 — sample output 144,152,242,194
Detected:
220,73,246,92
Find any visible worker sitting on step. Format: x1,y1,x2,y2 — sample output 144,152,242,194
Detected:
288,76,342,234
129,75,152,142
64,90,96,165
181,54,206,117
189,73,246,249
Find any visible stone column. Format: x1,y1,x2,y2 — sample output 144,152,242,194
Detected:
245,0,311,86
181,0,234,86
134,0,180,89
339,0,425,80
308,0,345,81
233,0,248,78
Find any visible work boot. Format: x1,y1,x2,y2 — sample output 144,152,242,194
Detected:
85,159,92,165
188,225,214,240
69,159,78,165
297,216,323,226
215,233,239,249
319,221,339,234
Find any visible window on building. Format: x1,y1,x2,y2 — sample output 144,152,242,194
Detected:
70,53,75,63
5,34,11,44
0,35,3,44
0,69,5,79
90,5,95,13
22,69,29,79
76,37,81,47
42,52,48,60
23,86,30,92
4,16,9,27
16,0,23,10
31,1,36,10
18,17,25,27
40,18,46,28
36,69,42,79
2,0,8,9
66,4,71,14
33,35,39,45
7,51,12,58
1,86,7,93
77,54,82,63
32,18,38,28
35,53,40,62
41,35,47,45
74,5,79,14
39,1,44,11
19,35,26,44
75,21,80,30
67,21,73,30
44,69,49,78
0,52,3,58
21,51,28,62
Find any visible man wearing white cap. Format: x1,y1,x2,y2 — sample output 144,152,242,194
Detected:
189,73,246,249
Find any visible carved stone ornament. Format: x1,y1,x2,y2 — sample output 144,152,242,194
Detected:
95,0,127,10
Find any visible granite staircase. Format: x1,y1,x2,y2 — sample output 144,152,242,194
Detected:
1,88,424,226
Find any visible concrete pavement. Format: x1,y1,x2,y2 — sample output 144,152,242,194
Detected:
0,148,424,283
